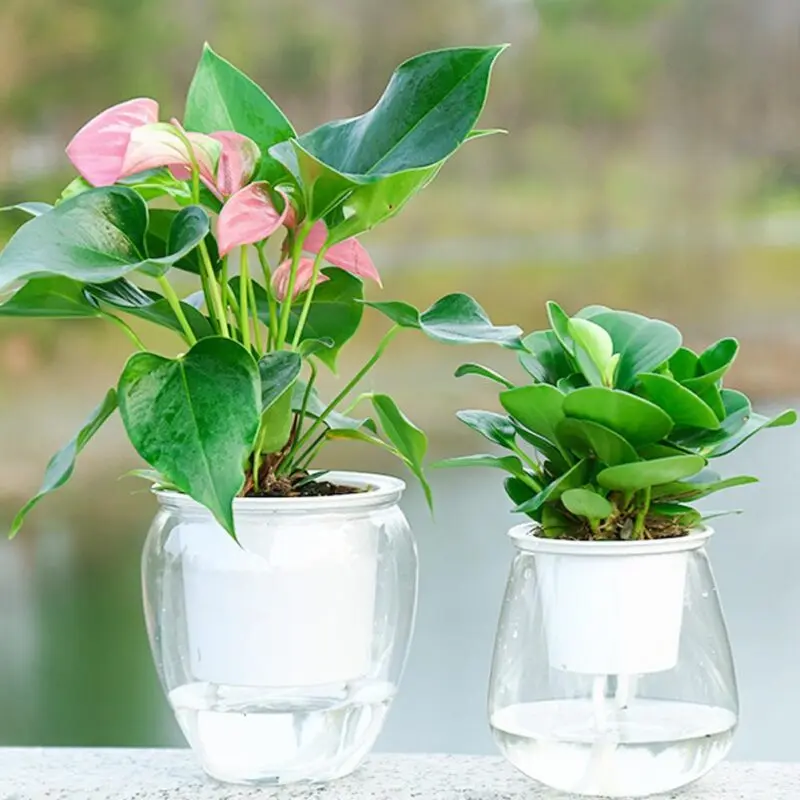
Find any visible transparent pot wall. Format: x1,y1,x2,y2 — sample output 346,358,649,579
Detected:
142,473,417,786
488,525,737,799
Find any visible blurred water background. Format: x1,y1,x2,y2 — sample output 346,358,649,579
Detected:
2,0,800,761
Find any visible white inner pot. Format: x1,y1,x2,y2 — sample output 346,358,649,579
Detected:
510,524,713,675
159,472,404,688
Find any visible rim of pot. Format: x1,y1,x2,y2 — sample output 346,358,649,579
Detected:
155,471,406,515
508,522,713,556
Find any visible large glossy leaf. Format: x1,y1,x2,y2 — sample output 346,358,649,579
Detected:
555,417,638,466
0,187,208,290
371,393,432,508
709,409,797,457
519,330,573,384
501,384,566,446
185,44,295,184
367,293,521,347
614,318,682,389
0,277,100,318
8,389,117,538
563,387,673,447
271,46,505,229
455,362,515,389
118,338,260,537
456,410,516,448
637,372,720,430
597,455,706,492
561,487,614,520
86,278,214,340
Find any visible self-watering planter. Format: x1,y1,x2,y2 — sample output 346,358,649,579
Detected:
488,523,737,797
142,473,416,785
3,43,517,786
441,301,796,797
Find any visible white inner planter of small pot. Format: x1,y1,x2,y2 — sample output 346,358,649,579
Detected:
510,524,713,676
162,473,401,688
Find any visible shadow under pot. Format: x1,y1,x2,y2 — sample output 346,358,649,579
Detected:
489,523,737,798
141,472,418,786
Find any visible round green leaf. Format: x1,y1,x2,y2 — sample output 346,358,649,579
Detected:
555,417,638,466
500,384,566,446
669,347,699,382
561,487,614,520
597,455,706,492
563,386,673,447
118,337,260,537
637,372,720,430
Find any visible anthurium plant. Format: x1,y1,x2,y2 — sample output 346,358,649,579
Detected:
440,302,797,540
2,44,522,539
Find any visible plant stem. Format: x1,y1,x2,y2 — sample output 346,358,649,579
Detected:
296,430,328,470
276,222,312,349
279,362,318,473
511,442,543,478
291,245,328,348
252,424,268,492
256,244,278,349
293,324,400,454
101,312,147,350
200,240,228,337
632,486,652,539
249,276,264,354
239,247,251,352
157,277,197,345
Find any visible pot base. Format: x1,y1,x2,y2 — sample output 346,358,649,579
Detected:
171,678,395,785
491,698,735,798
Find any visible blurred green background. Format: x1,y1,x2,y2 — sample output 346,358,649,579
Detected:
2,0,800,760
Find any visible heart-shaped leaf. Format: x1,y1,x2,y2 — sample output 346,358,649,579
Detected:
597,455,706,492
86,278,214,340
456,410,516,448
555,417,638,466
9,389,118,538
0,277,100,318
561,487,614,520
371,393,432,508
501,384,566,446
637,372,720,430
258,351,302,412
185,44,295,184
0,188,209,290
454,362,515,389
563,387,673,447
118,338,260,537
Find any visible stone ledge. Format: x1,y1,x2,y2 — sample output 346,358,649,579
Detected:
0,750,797,799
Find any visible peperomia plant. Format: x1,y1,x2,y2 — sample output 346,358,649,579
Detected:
1,44,522,539
440,302,797,540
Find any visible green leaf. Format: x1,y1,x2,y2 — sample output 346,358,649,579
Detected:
696,383,726,421
561,487,614,520
597,455,706,492
433,454,534,485
649,502,702,527
546,300,576,356
681,338,739,391
271,46,505,230
456,410,516,448
138,206,212,278
669,347,699,382
0,188,208,290
258,351,302,412
1,201,52,217
292,381,376,432
637,372,720,430
709,409,797,457
421,294,522,347
542,503,574,537
512,421,571,474
117,168,194,205
505,476,538,515
371,393,432,509
9,389,118,538
519,330,573,384
651,474,758,502
454,362,515,389
117,338,260,537
501,384,566,446
515,458,590,514
556,373,589,393
563,386,673,447
555,417,638,466
0,277,100,318
145,207,219,275
85,279,214,340
614,318,682,389
297,338,335,358
364,300,421,328
568,317,615,387
185,44,295,184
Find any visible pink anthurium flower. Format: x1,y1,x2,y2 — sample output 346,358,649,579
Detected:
303,221,382,287
66,98,159,186
217,183,290,257
272,257,330,301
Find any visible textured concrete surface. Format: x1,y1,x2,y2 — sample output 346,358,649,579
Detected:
0,750,798,799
